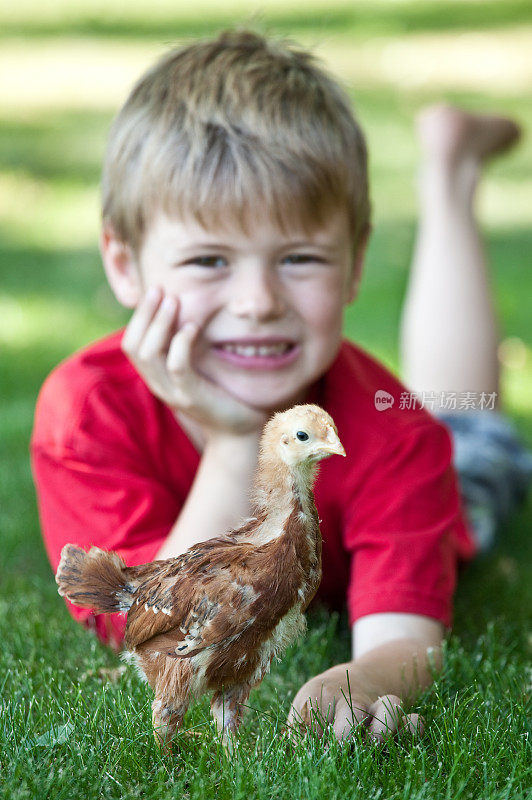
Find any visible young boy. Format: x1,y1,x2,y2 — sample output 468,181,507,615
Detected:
31,30,532,742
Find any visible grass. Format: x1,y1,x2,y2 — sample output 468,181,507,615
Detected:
0,1,531,798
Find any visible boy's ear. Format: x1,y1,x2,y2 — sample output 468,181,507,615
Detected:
345,226,371,304
99,224,142,309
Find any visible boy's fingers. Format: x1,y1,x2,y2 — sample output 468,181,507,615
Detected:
287,695,336,738
366,695,404,742
332,699,367,741
167,322,198,375
402,713,425,737
286,697,311,729
367,708,424,743
308,699,336,737
122,286,163,355
137,295,179,361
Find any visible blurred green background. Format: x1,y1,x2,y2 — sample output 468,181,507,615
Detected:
1,0,531,588
1,6,531,795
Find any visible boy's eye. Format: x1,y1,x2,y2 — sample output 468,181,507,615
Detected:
184,256,227,268
282,254,323,265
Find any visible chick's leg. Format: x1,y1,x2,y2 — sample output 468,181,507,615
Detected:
210,685,251,751
152,696,188,754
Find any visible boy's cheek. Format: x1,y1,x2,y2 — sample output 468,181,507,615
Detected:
175,289,217,332
305,292,346,331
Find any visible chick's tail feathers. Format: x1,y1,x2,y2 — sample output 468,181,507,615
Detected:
55,544,136,613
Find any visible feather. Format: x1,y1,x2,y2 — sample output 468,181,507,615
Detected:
55,544,137,613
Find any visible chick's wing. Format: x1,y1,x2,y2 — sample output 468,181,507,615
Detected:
124,536,263,653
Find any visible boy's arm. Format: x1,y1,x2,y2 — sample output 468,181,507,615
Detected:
287,612,443,741
121,287,268,559
155,430,261,558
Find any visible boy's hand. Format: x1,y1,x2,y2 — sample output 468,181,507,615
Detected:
287,662,424,743
121,287,267,437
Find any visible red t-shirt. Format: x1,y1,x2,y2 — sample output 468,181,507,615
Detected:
30,330,477,649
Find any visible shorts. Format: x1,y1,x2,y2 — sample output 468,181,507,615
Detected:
436,410,532,552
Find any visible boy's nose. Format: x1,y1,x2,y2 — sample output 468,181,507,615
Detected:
228,266,286,321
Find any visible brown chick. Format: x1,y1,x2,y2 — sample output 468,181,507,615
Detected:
55,404,345,750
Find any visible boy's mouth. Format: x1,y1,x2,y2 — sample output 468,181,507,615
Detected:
212,339,299,370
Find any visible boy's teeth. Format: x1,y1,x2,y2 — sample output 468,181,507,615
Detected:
221,343,290,356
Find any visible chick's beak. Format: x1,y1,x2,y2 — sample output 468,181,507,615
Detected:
315,428,346,459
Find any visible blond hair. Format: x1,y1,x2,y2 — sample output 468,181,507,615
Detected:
101,29,370,253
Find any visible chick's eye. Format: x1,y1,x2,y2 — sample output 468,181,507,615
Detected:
296,430,309,441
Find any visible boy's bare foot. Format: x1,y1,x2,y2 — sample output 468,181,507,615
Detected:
417,104,521,168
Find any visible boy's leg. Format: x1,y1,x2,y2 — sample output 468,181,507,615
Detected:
399,104,520,407
399,106,532,552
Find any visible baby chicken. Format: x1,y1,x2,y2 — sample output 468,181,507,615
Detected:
55,404,345,750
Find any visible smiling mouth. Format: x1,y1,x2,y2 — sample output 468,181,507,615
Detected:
217,342,293,357
212,340,299,369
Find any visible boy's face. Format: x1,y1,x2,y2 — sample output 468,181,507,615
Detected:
108,207,363,413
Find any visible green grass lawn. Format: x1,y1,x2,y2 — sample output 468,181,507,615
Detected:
1,2,531,798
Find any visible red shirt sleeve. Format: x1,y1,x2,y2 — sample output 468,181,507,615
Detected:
343,420,469,628
31,369,185,650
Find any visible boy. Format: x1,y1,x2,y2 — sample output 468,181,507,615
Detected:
31,30,531,742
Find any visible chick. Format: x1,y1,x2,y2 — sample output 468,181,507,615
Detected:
55,404,345,750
